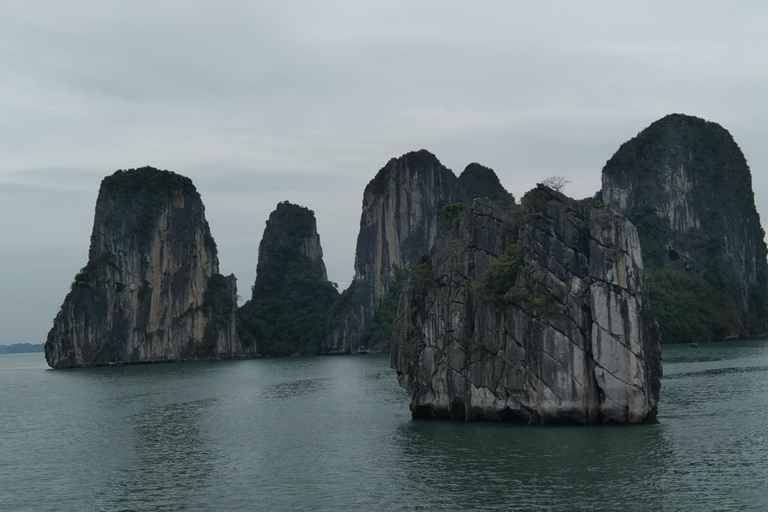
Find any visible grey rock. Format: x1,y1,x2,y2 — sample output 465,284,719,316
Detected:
391,189,662,424
45,167,253,368
322,150,462,353
601,113,768,340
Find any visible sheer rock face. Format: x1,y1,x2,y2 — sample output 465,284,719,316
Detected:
45,167,251,368
391,191,662,425
322,150,463,353
602,113,768,339
254,201,328,288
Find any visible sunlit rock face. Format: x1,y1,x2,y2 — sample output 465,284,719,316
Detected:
392,191,662,425
45,167,251,368
602,113,768,341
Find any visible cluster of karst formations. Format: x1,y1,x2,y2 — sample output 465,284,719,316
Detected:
45,114,768,424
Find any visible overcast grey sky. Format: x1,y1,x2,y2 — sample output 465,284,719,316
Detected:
1,1,766,344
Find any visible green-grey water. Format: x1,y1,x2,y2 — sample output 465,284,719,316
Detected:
2,340,768,511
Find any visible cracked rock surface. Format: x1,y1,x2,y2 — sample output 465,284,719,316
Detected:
45,167,253,368
391,188,662,424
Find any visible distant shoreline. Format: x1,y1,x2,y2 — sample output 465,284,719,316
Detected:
0,343,44,354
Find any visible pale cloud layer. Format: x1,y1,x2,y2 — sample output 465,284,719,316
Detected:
1,1,766,344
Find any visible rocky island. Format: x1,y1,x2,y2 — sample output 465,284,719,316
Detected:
238,201,338,356
602,114,768,342
45,167,253,368
391,190,662,424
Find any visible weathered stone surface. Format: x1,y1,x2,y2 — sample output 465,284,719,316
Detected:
602,113,768,341
391,190,661,424
322,150,463,353
45,167,252,368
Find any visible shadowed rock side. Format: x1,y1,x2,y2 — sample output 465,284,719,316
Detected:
45,167,251,368
238,201,338,356
322,150,463,354
391,191,662,424
602,113,768,342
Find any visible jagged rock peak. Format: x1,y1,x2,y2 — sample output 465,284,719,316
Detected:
602,113,768,341
366,149,450,196
458,162,515,211
254,201,328,290
602,113,758,220
45,166,250,368
392,189,662,425
321,149,463,354
239,201,338,356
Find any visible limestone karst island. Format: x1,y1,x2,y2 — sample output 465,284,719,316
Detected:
44,114,768,426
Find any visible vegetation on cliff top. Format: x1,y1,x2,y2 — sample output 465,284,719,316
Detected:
604,113,759,221
458,163,515,212
366,149,448,197
102,166,197,197
99,167,216,253
238,202,338,356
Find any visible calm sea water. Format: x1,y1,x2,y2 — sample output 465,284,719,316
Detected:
2,340,768,511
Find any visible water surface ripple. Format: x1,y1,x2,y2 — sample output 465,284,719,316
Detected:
2,339,768,511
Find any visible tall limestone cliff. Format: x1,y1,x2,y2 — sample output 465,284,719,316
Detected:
392,190,662,425
239,201,338,356
323,152,515,354
322,150,465,354
45,167,250,368
602,114,768,342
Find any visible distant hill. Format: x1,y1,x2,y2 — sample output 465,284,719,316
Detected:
0,343,44,354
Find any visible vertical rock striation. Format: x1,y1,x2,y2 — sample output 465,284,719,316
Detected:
392,189,661,424
602,113,768,341
238,201,338,355
45,167,250,368
322,150,463,353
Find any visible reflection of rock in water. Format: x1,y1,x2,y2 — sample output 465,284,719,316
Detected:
261,379,329,401
104,398,218,509
391,421,672,510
